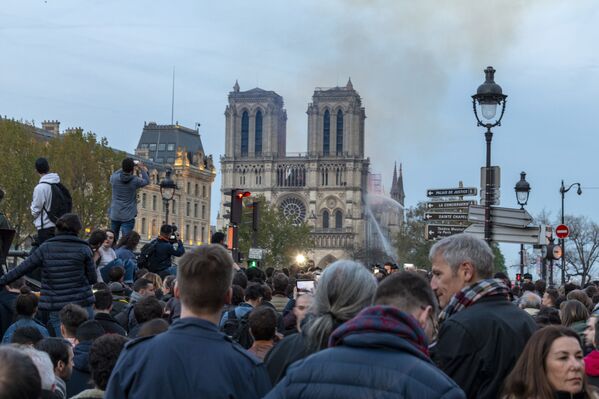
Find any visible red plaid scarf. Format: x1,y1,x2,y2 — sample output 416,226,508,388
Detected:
438,278,509,324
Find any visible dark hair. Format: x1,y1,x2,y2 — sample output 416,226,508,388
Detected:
534,307,561,327
210,232,226,245
11,327,44,345
560,300,590,327
137,319,169,338
565,282,580,296
177,245,234,314
245,284,263,302
59,304,89,337
55,213,82,235
108,266,125,283
88,230,107,247
76,320,105,342
502,326,592,399
521,282,535,293
15,287,38,316
89,334,128,390
35,157,49,174
133,278,153,293
272,272,289,293
544,287,560,307
104,229,116,247
231,285,245,306
135,268,149,280
375,271,437,313
160,224,174,236
246,267,265,284
249,307,277,341
6,277,25,290
232,270,248,289
534,280,546,297
122,158,135,173
163,275,176,293
0,346,42,399
595,318,599,349
567,290,593,311
587,286,599,303
92,282,109,291
35,338,71,369
116,231,140,250
133,297,163,324
94,290,113,311
265,267,275,278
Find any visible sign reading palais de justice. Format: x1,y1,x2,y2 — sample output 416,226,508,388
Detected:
426,187,478,197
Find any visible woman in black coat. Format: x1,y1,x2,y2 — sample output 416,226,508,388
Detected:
0,213,96,337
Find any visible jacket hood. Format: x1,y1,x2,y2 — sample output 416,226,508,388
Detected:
73,341,92,372
117,169,134,183
328,305,430,360
585,350,599,376
39,173,60,184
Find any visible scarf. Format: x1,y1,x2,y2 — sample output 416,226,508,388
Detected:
438,278,509,324
328,305,430,357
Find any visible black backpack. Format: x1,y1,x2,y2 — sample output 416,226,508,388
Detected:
41,182,72,224
221,310,253,349
137,239,158,270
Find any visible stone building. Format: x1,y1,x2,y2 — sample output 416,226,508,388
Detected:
134,122,216,245
217,79,381,267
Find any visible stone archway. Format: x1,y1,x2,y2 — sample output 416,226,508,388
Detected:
317,254,337,269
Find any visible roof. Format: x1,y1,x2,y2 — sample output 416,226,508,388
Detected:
136,122,204,164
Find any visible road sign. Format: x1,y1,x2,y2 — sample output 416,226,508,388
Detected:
556,224,570,239
467,205,533,228
426,187,477,197
464,224,542,244
424,212,469,222
480,188,501,206
425,200,476,210
425,224,468,240
249,248,264,260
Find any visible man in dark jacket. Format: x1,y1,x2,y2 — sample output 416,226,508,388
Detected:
0,277,24,337
105,244,271,398
93,290,126,336
148,224,185,278
429,234,537,399
66,320,105,398
266,272,465,399
109,158,149,242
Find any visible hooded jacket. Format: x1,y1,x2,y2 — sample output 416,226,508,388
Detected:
67,340,94,398
31,173,60,229
109,169,149,222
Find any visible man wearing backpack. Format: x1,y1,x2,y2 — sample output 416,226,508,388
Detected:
220,284,263,348
31,157,71,247
109,158,149,242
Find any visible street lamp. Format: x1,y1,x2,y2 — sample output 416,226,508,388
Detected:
514,172,531,281
472,66,508,245
559,180,582,285
159,167,178,225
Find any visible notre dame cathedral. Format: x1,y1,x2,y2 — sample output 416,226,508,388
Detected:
216,79,403,267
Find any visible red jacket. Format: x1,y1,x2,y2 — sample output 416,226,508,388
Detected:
584,350,599,376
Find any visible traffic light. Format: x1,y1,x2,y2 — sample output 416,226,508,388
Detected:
248,259,259,268
516,273,522,282
230,189,251,225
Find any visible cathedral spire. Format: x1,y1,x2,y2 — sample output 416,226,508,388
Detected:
390,161,399,200
346,77,353,90
233,80,240,92
397,163,405,206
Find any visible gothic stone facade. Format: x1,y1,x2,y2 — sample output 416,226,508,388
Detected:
217,80,369,268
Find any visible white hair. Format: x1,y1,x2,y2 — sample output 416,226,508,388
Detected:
520,291,542,310
18,347,55,391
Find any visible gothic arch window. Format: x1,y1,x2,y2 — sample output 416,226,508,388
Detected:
335,210,343,229
255,110,263,156
323,110,330,155
323,210,330,229
241,111,249,156
336,109,343,155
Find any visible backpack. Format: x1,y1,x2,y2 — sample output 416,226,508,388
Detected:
41,182,72,224
137,239,158,270
221,309,254,349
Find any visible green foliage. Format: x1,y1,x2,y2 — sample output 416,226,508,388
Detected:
394,202,434,270
492,244,506,274
237,195,314,268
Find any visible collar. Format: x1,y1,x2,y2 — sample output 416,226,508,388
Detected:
171,317,220,332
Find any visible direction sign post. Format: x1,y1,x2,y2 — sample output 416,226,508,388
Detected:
424,213,469,222
425,200,476,210
427,187,477,197
464,224,542,245
425,224,468,240
468,205,533,228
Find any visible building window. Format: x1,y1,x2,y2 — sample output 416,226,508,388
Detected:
172,199,176,214
202,185,206,198
142,193,147,208
201,226,205,243
195,184,199,196
193,225,197,241
194,203,198,218
186,202,190,217
152,195,157,211
255,110,263,156
158,143,166,151
151,219,157,236
336,109,343,155
149,143,157,151
335,210,343,229
323,210,329,229
241,111,249,156
202,205,206,219
140,143,149,149
185,224,190,240
141,218,146,235
187,182,191,194
323,110,330,155
167,143,175,151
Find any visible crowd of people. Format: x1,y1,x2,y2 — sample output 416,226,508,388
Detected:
1,157,599,398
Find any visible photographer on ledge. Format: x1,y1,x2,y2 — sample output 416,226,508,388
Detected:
148,224,185,278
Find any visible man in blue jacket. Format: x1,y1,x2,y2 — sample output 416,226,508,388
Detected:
147,224,185,278
105,244,271,398
266,271,465,399
109,158,149,241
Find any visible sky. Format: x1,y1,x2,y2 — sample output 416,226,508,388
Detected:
1,0,598,271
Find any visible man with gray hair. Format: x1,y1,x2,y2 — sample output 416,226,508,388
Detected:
519,291,542,316
429,233,536,399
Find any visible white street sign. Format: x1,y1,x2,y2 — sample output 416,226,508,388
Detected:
249,248,264,260
464,224,542,245
468,205,533,228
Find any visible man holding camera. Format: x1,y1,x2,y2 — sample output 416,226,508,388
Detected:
109,158,149,242
148,224,185,278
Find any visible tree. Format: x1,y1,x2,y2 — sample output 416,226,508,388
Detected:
237,196,314,268
563,215,599,285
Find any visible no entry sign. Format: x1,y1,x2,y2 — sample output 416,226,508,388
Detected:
556,224,570,239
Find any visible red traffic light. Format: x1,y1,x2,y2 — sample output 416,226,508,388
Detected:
516,273,522,282
236,191,251,199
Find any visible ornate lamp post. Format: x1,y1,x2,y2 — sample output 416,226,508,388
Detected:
472,66,508,245
559,180,581,285
159,167,177,225
514,172,531,280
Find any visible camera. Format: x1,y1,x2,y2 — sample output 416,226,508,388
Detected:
169,225,178,243
133,160,140,165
